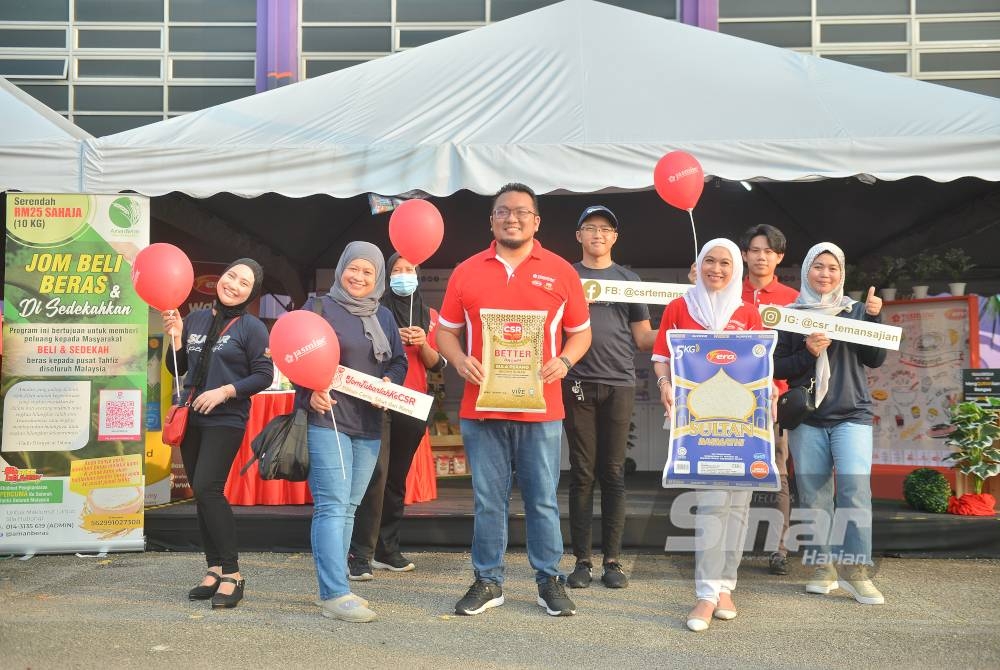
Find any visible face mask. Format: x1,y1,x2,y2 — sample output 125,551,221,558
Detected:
390,273,419,296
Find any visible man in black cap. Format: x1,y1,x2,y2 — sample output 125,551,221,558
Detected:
563,205,655,589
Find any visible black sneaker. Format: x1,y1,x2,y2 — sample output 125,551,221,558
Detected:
566,560,592,589
455,579,504,616
601,561,629,589
372,552,415,572
768,552,789,576
348,555,373,581
537,576,576,616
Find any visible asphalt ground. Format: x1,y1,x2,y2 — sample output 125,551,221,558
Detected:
2,550,998,669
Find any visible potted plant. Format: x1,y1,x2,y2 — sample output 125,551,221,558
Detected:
941,248,975,296
871,256,909,302
908,251,942,299
903,467,952,513
843,264,868,301
944,398,1000,514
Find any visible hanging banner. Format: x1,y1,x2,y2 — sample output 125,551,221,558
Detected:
2,193,149,554
663,330,778,491
580,278,690,305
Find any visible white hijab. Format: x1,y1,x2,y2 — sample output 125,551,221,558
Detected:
683,238,744,331
788,242,856,406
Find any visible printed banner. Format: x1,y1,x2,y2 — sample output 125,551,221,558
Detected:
759,305,902,350
870,297,977,467
331,365,433,420
2,193,149,554
580,279,690,305
663,330,778,491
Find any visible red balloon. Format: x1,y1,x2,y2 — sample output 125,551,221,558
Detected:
388,199,444,265
270,310,340,391
131,243,194,311
653,151,705,212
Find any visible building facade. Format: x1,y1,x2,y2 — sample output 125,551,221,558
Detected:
1,0,998,136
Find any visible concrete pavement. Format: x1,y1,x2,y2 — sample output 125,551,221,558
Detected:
2,550,998,669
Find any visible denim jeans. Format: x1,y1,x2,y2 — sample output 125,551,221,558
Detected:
460,418,564,585
306,424,380,600
788,421,873,566
562,381,632,563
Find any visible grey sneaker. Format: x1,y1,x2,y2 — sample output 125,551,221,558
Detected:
840,566,885,605
455,579,504,616
537,576,576,616
318,593,377,622
567,561,592,589
348,555,374,581
805,564,839,595
372,552,415,572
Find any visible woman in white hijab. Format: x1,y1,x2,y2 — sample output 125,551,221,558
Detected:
650,238,765,631
774,242,887,606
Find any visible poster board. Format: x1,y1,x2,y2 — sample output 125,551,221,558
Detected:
869,296,979,472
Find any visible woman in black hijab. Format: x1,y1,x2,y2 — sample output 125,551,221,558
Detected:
163,258,274,609
349,253,446,578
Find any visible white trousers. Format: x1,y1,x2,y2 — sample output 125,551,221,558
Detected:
693,490,752,604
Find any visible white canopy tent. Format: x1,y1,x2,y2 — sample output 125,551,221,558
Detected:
0,76,90,193
80,0,1000,200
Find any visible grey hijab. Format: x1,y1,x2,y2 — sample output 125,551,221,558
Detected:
327,241,392,362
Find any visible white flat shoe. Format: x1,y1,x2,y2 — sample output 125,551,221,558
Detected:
713,608,737,620
686,616,710,632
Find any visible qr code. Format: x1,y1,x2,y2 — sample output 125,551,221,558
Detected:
105,401,135,429
99,389,141,441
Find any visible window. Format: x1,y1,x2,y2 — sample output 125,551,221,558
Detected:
397,0,484,23
921,21,1000,42
77,29,161,49
491,1,559,22
302,0,391,22
169,0,256,22
817,0,910,16
15,84,69,110
302,26,391,53
719,0,809,19
822,52,908,73
74,0,163,22
74,85,163,111
172,59,254,79
0,58,67,78
0,29,67,49
0,0,68,22
927,77,1000,96
305,59,369,77
77,59,161,78
399,29,466,48
719,21,812,49
820,23,908,44
168,85,255,112
921,51,1000,72
74,115,163,136
169,27,256,53
916,0,1000,14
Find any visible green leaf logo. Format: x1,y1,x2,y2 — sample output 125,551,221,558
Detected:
109,197,141,229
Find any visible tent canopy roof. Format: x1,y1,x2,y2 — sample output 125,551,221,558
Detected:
85,0,1000,198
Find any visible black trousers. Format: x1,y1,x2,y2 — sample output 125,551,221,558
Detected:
180,423,245,574
562,380,634,563
351,410,427,560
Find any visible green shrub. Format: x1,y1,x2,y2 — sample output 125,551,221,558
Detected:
903,468,952,513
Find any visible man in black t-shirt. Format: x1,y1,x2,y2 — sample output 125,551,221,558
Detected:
563,205,656,589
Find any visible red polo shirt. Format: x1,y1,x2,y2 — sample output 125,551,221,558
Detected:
439,240,590,422
651,298,764,361
742,276,798,394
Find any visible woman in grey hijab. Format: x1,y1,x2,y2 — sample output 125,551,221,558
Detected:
774,242,887,606
294,241,408,623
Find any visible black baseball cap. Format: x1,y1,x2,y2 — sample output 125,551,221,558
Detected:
576,205,619,230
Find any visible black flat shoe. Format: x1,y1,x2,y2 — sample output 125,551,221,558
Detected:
211,577,245,609
188,572,222,600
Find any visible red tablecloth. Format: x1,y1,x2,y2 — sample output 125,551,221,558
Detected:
225,391,312,505
224,391,439,506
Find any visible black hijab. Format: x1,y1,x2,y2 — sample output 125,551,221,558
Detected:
190,258,264,391
381,252,431,332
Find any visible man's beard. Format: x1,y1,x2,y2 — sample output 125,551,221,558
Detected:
497,237,530,250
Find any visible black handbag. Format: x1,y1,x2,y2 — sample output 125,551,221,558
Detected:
777,379,816,430
240,408,310,481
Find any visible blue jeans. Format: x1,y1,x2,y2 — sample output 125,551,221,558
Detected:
788,421,873,566
306,424,380,600
460,419,564,585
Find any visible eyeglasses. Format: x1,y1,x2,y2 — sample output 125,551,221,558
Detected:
491,207,537,222
580,225,616,235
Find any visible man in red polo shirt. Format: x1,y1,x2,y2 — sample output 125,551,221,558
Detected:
739,224,799,575
436,183,591,618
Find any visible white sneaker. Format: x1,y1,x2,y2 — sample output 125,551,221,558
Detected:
805,564,839,595
840,567,885,605
318,593,377,622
